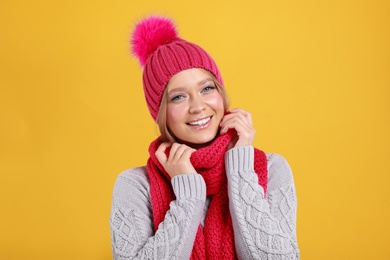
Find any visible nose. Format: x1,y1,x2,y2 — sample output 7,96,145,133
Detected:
189,96,205,114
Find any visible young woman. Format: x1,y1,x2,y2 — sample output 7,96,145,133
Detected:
110,16,300,259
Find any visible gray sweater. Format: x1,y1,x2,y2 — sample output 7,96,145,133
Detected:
110,146,300,259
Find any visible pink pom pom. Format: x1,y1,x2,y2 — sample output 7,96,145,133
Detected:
131,16,178,66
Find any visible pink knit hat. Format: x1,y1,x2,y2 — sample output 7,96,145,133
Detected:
131,16,223,121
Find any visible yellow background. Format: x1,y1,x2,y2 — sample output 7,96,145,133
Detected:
1,0,389,259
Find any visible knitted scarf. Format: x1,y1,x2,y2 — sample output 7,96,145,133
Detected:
146,131,268,259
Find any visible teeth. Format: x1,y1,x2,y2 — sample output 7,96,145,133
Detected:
188,117,210,126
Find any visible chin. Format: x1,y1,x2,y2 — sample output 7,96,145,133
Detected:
184,133,219,148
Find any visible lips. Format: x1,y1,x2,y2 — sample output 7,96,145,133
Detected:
187,116,211,126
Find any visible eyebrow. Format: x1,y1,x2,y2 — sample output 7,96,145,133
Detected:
167,77,214,95
198,77,214,86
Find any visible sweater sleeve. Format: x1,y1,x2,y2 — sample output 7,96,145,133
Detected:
109,167,206,260
225,147,300,259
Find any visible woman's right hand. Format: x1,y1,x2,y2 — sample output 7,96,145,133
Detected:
155,142,197,178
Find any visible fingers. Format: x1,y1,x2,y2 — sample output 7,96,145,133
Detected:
228,108,251,121
220,109,253,134
220,108,256,147
156,142,197,178
155,142,172,165
169,143,196,163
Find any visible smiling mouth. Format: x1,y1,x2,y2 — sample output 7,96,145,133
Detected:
187,116,212,126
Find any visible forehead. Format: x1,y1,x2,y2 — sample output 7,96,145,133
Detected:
167,68,213,91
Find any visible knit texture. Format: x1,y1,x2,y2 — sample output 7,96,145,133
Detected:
146,131,268,259
109,153,300,259
131,16,223,121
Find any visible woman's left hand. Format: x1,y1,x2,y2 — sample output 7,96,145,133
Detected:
220,108,256,148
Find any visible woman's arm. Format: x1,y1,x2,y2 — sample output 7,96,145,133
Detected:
226,147,300,259
110,167,206,260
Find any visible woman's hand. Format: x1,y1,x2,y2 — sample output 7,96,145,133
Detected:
220,108,256,148
155,142,197,178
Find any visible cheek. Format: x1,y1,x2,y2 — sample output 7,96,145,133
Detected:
207,94,225,114
166,105,184,128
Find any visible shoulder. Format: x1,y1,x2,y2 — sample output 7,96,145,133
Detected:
265,153,295,192
112,166,151,207
115,166,149,185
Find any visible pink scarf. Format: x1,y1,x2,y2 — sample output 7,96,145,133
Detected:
147,131,268,259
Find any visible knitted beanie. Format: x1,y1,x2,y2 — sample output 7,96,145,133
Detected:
131,16,223,121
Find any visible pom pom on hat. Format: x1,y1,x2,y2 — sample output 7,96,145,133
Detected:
130,15,223,121
131,16,178,66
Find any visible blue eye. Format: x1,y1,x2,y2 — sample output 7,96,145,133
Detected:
202,86,216,92
170,95,184,102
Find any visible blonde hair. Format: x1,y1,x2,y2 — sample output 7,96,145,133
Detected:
156,76,229,143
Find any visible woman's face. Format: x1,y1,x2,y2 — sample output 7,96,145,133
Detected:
166,68,225,148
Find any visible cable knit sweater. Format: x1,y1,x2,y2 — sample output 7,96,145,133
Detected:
110,146,300,259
